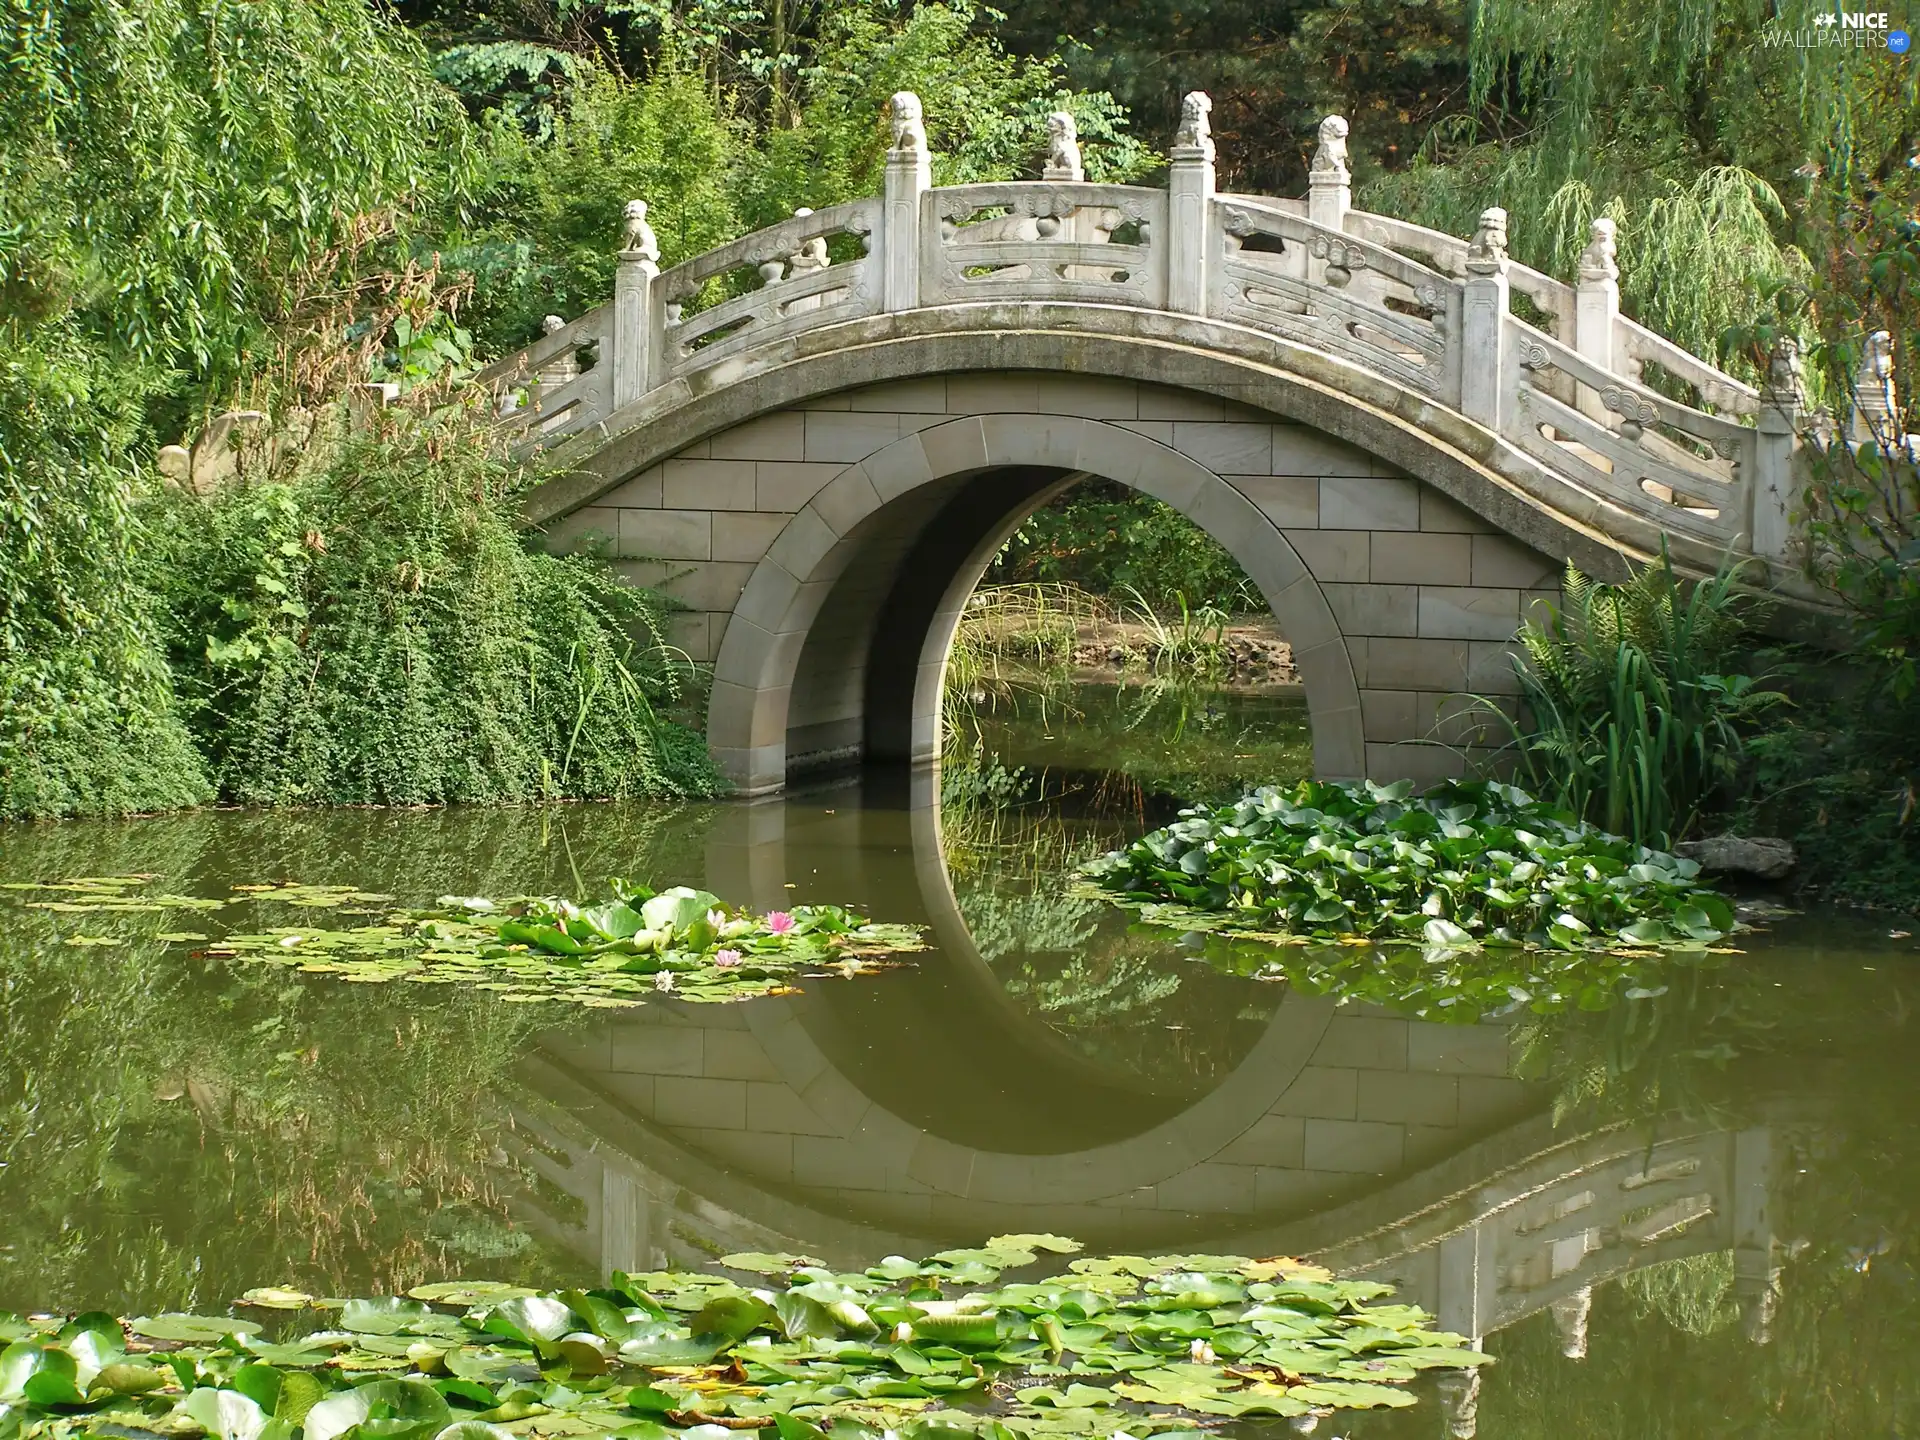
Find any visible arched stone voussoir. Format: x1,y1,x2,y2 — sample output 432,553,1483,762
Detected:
708,414,1366,791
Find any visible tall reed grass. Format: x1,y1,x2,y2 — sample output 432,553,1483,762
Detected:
1481,553,1779,849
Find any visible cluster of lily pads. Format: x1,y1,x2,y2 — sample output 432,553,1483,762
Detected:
4,878,925,1009
1081,779,1737,951
0,1237,1489,1440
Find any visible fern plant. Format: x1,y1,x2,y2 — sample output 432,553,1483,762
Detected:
1484,552,1780,849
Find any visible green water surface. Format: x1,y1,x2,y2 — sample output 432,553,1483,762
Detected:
2,683,1917,1436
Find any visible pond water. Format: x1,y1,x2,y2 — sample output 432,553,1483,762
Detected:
4,681,1919,1435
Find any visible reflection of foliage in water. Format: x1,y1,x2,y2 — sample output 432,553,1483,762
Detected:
0,898,579,1316
1618,1252,1740,1338
939,744,1279,1093
946,676,1312,809
0,803,729,1316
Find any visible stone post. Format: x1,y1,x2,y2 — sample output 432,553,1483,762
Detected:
1307,115,1351,232
613,199,659,411
882,91,932,312
1851,329,1896,445
1166,91,1215,316
1753,337,1804,562
1573,217,1619,420
1459,207,1512,430
1550,1287,1592,1359
1731,1127,1781,1345
1041,110,1097,253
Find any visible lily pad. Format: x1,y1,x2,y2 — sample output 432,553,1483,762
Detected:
408,1283,538,1308
130,1314,263,1343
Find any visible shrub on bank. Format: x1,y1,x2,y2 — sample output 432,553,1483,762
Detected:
143,410,722,807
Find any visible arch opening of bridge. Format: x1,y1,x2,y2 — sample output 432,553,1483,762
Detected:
714,405,1374,793
493,87,1820,795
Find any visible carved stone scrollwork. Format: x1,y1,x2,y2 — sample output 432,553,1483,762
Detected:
1219,205,1259,240
1307,233,1367,287
1711,434,1744,462
1602,385,1660,440
1517,338,1552,373
937,186,1151,249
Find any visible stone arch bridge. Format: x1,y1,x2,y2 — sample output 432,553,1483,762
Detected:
483,94,1810,794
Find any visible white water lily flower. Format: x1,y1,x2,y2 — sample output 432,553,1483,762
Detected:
1189,1338,1215,1363
653,971,676,992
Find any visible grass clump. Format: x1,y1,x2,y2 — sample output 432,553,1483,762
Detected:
1081,778,1736,951
1487,554,1777,850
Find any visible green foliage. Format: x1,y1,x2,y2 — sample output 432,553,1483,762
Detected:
0,336,210,820
142,410,722,807
999,0,1467,194
1489,555,1778,849
991,485,1260,614
1083,778,1737,951
463,57,745,352
1364,0,1915,393
0,0,471,382
739,0,1159,223
1741,653,1920,911
0,1245,1491,1438
460,2,1155,353
1369,163,1809,373
0,0,472,819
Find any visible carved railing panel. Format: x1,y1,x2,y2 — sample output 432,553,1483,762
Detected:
1486,1130,1731,1333
923,183,1167,308
1616,318,1763,417
1509,319,1757,544
1344,212,1575,340
658,199,882,381
1212,198,1463,404
483,305,612,441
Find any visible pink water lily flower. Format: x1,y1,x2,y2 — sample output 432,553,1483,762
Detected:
765,911,796,935
714,949,743,968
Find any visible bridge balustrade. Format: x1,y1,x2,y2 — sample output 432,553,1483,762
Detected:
479,90,1823,564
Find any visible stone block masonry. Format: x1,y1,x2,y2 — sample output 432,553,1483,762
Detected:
546,372,1560,785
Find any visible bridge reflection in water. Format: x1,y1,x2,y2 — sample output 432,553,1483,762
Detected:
500,778,1783,1431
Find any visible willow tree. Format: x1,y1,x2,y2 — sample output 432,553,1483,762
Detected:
0,0,472,817
1362,0,1917,380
